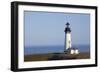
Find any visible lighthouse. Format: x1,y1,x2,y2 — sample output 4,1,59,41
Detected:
65,22,71,50
64,22,79,55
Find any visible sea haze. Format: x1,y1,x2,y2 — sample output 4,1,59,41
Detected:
24,45,90,55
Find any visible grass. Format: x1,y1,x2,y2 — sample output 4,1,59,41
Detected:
24,52,90,62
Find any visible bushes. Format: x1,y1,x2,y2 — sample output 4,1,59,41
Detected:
48,53,63,60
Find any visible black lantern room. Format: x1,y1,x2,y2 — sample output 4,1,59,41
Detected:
64,22,71,33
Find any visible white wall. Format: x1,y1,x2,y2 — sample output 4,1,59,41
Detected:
0,0,99,73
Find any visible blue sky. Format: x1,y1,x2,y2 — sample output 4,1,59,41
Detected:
24,11,90,47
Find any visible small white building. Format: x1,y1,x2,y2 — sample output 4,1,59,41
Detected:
67,48,79,55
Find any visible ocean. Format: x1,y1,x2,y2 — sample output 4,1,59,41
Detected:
24,45,90,55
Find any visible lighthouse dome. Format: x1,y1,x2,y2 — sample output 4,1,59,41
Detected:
65,22,71,33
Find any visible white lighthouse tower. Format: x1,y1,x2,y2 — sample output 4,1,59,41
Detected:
65,22,71,50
